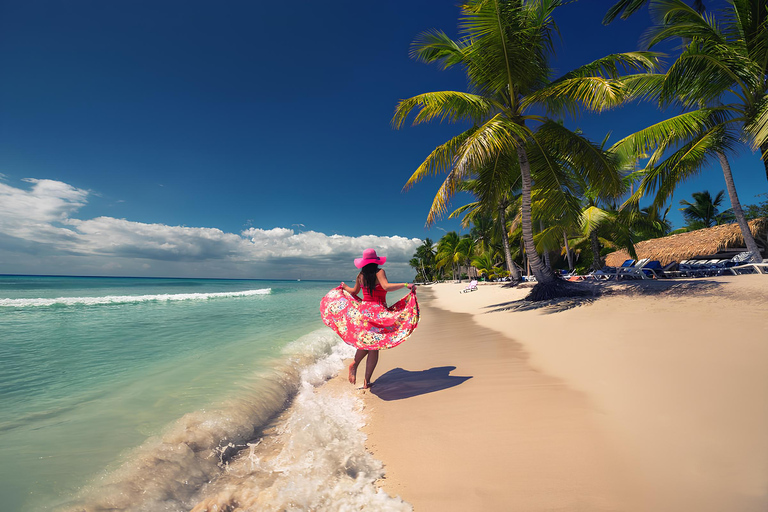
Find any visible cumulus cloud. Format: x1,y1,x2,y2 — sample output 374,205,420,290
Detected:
0,178,422,280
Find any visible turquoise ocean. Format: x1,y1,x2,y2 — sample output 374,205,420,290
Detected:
0,276,411,511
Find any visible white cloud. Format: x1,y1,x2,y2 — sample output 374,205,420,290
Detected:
0,179,422,280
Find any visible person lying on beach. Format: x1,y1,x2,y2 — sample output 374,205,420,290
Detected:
340,248,416,389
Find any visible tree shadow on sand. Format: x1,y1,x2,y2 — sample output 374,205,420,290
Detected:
482,279,724,314
370,366,472,401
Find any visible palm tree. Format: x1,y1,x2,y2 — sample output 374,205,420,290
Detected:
457,234,479,279
414,238,437,282
613,0,763,260
611,0,768,183
469,213,497,255
472,250,506,280
679,190,726,229
436,231,462,281
394,0,655,300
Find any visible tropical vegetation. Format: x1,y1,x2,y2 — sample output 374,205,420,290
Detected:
401,0,767,294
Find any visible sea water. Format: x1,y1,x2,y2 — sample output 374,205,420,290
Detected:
0,276,411,511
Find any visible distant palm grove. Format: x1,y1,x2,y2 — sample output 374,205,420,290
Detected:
398,0,768,297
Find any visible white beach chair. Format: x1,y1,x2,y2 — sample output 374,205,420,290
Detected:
461,280,478,293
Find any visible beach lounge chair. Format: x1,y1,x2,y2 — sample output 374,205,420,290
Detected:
639,260,663,279
588,259,636,280
728,252,768,275
658,261,679,278
461,280,478,293
618,258,650,280
731,262,768,275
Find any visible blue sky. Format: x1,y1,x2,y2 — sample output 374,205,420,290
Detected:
0,0,765,280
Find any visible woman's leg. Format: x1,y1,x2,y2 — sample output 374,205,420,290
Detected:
363,350,379,388
349,349,367,385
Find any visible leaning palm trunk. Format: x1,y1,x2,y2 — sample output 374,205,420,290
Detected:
498,205,521,282
717,152,762,261
516,146,554,283
517,146,591,300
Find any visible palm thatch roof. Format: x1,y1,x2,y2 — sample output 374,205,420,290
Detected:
605,217,768,267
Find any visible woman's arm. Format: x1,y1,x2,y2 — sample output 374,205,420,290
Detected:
341,274,362,295
377,269,416,292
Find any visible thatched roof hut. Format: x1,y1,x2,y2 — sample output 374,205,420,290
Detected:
604,217,768,267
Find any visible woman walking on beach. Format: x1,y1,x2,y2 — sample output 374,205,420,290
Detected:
320,248,419,389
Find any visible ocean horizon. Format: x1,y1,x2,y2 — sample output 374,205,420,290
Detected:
0,275,410,511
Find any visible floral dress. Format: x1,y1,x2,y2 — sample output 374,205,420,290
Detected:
320,285,419,350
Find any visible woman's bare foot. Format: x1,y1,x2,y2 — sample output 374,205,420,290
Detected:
363,381,373,389
348,363,357,385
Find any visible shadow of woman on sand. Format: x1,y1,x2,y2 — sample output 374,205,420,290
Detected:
370,366,472,401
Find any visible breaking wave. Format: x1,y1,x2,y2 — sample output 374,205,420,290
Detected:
0,288,271,308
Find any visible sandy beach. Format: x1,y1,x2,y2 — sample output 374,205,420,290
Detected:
340,276,768,511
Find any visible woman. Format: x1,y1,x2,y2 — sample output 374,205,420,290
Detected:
340,249,416,388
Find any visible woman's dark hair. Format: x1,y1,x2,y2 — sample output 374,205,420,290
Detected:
359,263,379,297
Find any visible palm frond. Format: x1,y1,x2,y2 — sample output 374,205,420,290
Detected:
610,107,733,157
460,0,556,96
526,52,661,115
402,127,477,191
603,0,651,24
643,0,724,49
580,205,613,235
410,29,468,69
743,94,768,151
535,120,624,198
636,126,735,210
392,91,498,129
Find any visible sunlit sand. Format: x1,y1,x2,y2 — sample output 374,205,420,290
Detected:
342,277,768,511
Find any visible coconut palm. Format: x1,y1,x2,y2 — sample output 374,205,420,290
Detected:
468,213,497,254
614,0,768,183
457,234,479,279
679,190,726,229
612,0,763,260
414,238,437,281
394,0,655,299
436,231,462,280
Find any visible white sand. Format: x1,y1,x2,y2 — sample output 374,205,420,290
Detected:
351,276,768,511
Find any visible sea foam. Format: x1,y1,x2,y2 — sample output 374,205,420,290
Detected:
0,288,271,308
64,328,411,512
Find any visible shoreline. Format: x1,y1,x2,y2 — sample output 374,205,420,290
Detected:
348,277,768,511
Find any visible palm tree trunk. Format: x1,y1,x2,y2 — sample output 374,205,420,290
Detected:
516,145,555,284
717,152,762,261
498,205,521,281
590,230,603,270
563,230,574,270
539,220,551,269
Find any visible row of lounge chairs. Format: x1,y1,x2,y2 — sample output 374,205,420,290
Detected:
582,251,767,280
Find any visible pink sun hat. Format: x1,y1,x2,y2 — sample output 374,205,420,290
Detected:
354,248,387,268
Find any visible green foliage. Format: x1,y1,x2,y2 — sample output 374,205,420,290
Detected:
679,190,726,229
741,194,768,220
